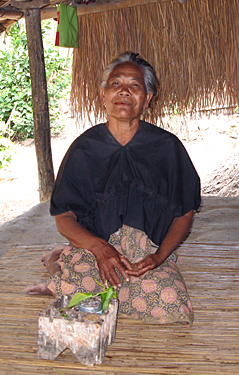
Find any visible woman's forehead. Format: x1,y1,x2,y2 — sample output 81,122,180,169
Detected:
108,61,145,82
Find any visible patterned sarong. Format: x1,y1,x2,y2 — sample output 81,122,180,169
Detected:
47,225,194,325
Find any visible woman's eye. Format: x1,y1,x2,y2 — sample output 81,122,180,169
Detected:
132,83,141,88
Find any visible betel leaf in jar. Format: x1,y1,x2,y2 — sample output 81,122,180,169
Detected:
63,279,117,312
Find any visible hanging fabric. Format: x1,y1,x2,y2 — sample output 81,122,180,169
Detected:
55,3,79,48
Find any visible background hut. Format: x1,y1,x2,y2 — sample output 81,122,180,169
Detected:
0,0,239,200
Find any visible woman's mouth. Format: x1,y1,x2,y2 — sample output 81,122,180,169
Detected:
114,101,131,106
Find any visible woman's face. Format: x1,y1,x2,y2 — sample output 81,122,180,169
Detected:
100,62,153,124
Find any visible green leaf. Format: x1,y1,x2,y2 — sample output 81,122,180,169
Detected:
65,279,117,314
67,292,93,309
94,278,105,289
112,288,117,299
101,288,113,312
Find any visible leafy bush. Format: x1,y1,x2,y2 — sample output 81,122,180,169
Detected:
0,137,14,169
0,20,72,141
0,120,15,169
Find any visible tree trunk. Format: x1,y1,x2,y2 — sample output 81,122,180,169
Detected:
25,8,55,202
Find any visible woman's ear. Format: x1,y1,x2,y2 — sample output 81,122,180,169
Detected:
144,92,154,110
99,87,106,106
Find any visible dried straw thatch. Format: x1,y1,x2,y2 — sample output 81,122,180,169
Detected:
71,0,239,124
202,152,239,197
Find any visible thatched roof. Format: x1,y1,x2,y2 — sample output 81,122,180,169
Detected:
1,0,239,123
71,0,239,123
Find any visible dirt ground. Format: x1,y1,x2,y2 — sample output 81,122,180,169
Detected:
0,115,238,258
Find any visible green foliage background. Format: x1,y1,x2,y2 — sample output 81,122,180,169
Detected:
0,20,72,168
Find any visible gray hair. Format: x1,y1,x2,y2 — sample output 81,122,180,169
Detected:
101,51,158,102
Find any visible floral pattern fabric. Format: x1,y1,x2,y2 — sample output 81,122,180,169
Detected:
47,225,194,325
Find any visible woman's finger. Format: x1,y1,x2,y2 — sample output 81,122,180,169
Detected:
138,254,159,269
108,255,131,283
99,259,126,288
125,264,151,277
125,254,158,276
99,266,107,287
120,255,134,270
107,267,121,288
116,262,130,283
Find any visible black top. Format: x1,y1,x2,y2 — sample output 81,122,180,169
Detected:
50,121,201,246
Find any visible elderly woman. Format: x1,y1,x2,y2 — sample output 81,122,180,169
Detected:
29,52,200,325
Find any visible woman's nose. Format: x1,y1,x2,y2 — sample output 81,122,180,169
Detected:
119,85,130,95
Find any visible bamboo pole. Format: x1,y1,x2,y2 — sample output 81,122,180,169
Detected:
25,8,55,202
0,0,178,22
40,0,176,21
0,9,24,20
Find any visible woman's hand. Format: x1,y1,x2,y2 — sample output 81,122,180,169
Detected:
95,243,132,289
55,211,133,289
55,209,194,285
120,253,160,277
121,209,194,278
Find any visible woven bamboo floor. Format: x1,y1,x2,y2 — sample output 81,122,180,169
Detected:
0,242,239,375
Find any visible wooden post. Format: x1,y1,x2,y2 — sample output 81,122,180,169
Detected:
25,8,55,202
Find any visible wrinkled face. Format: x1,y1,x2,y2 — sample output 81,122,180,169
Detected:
100,62,153,123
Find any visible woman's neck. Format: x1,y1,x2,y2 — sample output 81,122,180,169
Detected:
106,119,140,146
